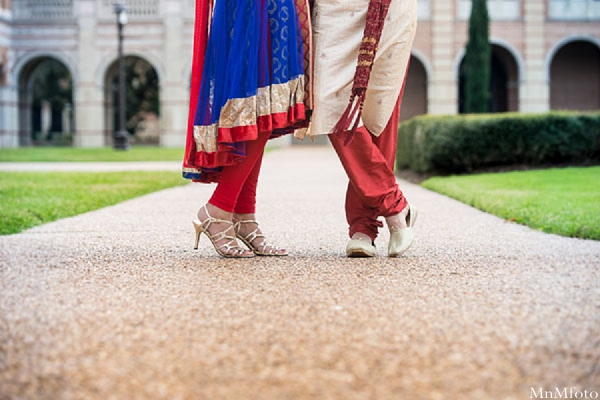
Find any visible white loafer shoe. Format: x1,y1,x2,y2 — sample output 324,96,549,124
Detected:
346,238,376,257
388,204,418,257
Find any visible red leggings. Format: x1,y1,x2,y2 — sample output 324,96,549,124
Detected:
328,95,407,241
209,131,270,214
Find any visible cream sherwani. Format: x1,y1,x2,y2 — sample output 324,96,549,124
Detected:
306,0,418,137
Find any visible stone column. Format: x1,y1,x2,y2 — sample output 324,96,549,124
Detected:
0,15,19,147
428,0,457,115
73,0,105,147
159,0,188,147
0,85,18,147
521,0,549,113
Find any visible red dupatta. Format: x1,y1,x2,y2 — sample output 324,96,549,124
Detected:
182,0,212,173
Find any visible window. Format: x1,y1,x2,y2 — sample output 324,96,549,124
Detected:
13,0,73,20
548,0,600,20
99,0,159,20
458,0,521,21
418,0,431,19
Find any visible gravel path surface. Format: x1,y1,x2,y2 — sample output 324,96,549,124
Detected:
1,146,599,400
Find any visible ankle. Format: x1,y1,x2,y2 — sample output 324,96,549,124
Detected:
201,203,233,221
351,232,373,243
385,206,409,230
232,213,256,222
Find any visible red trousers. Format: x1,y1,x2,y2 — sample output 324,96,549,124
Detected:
209,131,270,214
328,95,407,241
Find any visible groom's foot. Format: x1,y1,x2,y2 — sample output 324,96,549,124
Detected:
346,232,376,257
385,203,410,231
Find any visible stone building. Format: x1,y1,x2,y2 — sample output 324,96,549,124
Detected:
0,0,599,148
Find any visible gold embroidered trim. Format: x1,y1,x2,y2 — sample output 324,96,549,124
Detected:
362,37,377,44
193,124,219,153
182,166,201,174
193,75,306,153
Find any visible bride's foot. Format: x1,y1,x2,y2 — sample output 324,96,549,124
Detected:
193,204,254,258
233,214,287,256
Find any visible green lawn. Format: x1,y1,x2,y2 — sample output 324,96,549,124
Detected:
422,166,600,240
0,147,185,162
0,171,188,235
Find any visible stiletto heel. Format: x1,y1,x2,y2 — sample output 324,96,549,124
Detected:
192,206,254,258
233,220,287,256
388,204,418,257
193,220,202,250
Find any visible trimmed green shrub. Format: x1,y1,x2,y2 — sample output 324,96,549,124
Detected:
396,112,600,174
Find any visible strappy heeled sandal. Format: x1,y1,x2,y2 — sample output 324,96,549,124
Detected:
193,206,255,258
233,219,288,256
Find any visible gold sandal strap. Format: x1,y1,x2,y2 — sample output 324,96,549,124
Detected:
234,221,265,242
201,206,249,256
234,219,284,255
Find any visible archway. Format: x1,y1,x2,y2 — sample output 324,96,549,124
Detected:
550,40,600,111
458,44,520,113
104,56,160,145
18,57,74,146
401,55,428,122
490,45,519,112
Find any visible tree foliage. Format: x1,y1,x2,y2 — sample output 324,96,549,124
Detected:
463,0,491,113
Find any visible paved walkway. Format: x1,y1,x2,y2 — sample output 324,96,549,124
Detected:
1,146,599,399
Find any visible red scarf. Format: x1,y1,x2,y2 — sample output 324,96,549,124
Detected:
330,0,392,143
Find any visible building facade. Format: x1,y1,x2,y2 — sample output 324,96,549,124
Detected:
0,0,599,148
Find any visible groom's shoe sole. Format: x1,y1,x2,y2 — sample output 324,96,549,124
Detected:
346,239,376,257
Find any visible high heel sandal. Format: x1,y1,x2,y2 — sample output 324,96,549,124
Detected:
233,220,288,256
388,203,418,257
192,206,255,258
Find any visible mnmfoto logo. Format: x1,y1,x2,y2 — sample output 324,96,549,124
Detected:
531,388,599,399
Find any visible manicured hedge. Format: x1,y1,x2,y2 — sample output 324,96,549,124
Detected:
396,112,600,173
